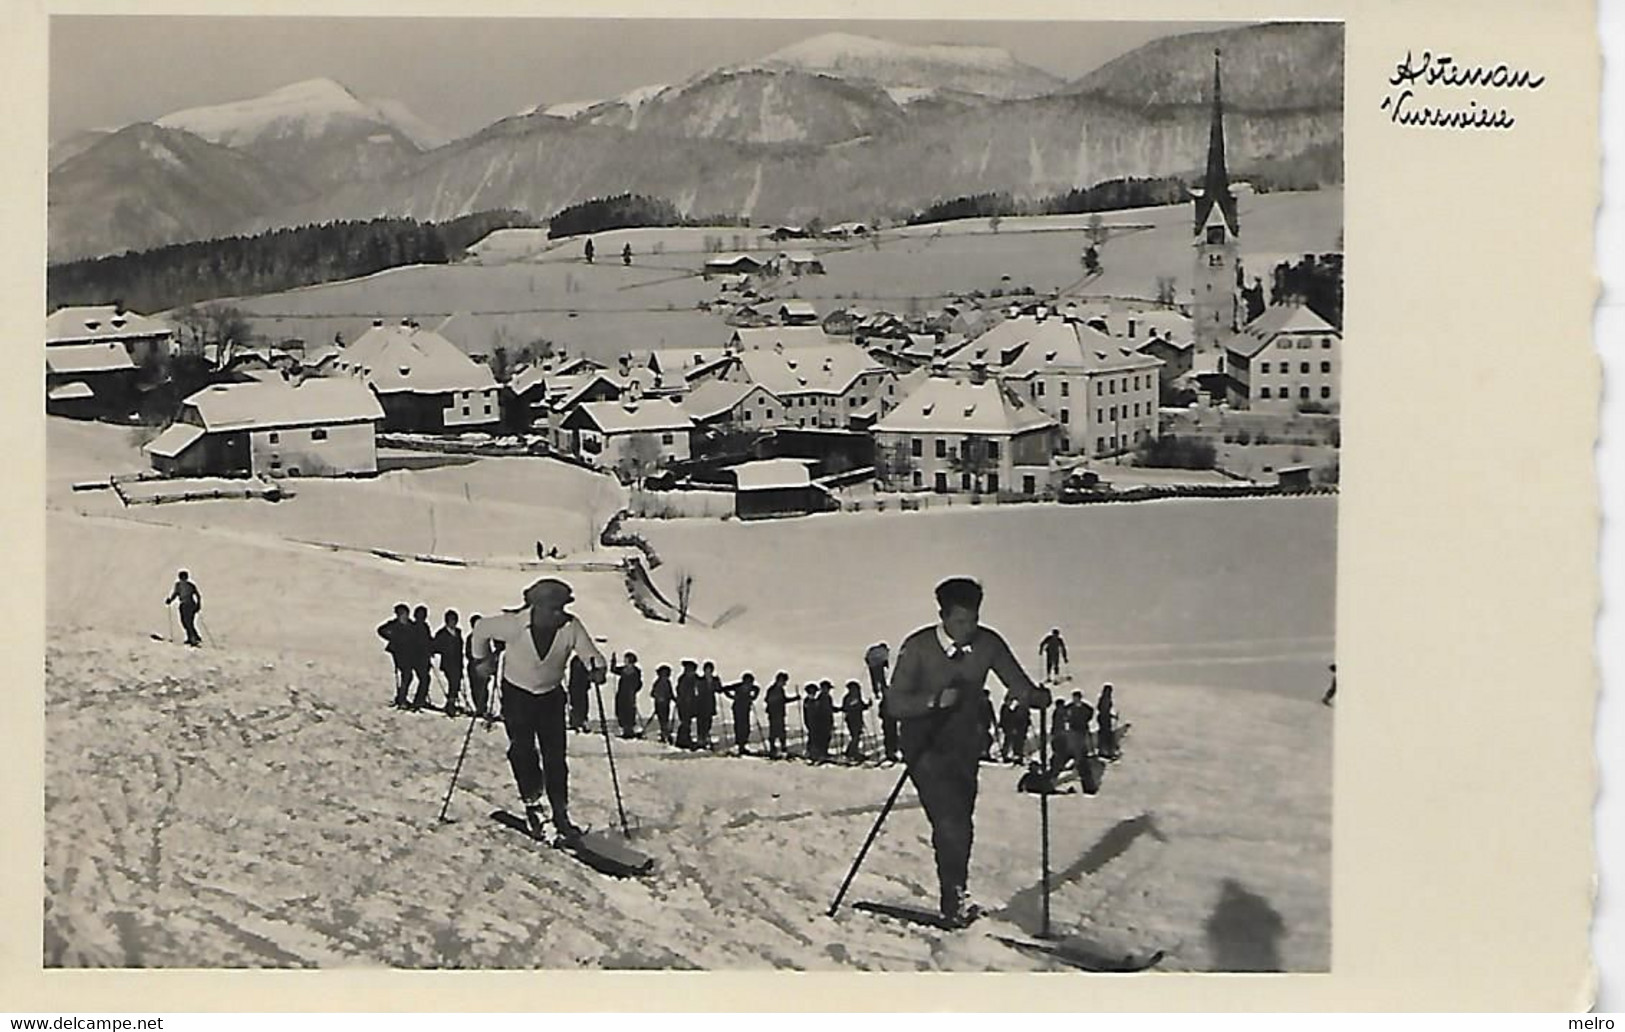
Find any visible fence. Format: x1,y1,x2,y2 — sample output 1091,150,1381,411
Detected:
112,475,282,506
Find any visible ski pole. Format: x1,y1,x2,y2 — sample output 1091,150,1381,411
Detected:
826,763,913,918
1038,705,1052,940
438,709,481,823
591,641,631,837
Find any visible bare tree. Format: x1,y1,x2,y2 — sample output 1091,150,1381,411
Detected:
616,433,663,488
875,438,918,490
675,568,696,625
1086,213,1109,248
948,436,997,494
1156,275,1179,307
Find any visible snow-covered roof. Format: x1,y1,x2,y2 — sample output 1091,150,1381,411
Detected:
144,423,205,459
778,253,821,266
649,346,729,377
874,375,1057,436
47,382,96,401
959,315,1160,377
778,299,820,318
730,458,814,492
705,253,763,269
682,380,777,421
569,399,694,435
732,339,887,397
730,326,838,352
46,306,172,344
338,321,497,394
1222,303,1339,360
183,378,385,432
45,342,137,374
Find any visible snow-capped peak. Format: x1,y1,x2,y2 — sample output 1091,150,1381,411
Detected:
155,78,446,150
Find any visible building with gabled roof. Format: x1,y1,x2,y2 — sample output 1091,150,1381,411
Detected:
46,305,174,366
144,377,384,479
1220,303,1341,412
335,318,501,433
561,398,694,472
681,379,785,429
702,335,899,431
960,312,1163,459
777,298,821,324
873,368,1058,496
45,305,174,417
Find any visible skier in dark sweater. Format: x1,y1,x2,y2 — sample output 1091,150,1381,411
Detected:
695,660,721,749
721,672,760,755
433,610,465,717
164,570,204,647
465,614,494,721
764,672,794,758
888,576,1051,927
999,692,1031,764
406,606,434,710
611,651,643,738
867,641,900,762
651,664,675,743
804,682,834,763
1040,628,1068,683
840,681,870,762
567,655,592,732
378,603,414,707
1095,683,1118,760
675,660,699,749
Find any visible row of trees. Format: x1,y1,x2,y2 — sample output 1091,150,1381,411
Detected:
48,210,542,316
1270,254,1344,328
547,194,754,241
906,177,1193,228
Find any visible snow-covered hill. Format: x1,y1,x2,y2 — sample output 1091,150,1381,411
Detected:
749,32,1063,100
43,421,1331,970
157,77,446,151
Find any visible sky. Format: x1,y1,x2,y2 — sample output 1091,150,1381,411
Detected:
49,17,1245,143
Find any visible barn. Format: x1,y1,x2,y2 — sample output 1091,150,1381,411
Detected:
729,458,834,520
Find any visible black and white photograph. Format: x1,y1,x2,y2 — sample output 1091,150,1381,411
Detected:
42,15,1343,972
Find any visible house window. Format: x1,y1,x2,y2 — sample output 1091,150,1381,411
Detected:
1322,337,1333,348
1300,386,1311,400
912,438,923,457
1023,475,1036,496
1096,409,1104,423
1206,226,1225,244
961,473,971,490
1036,381,1046,397
661,433,674,445
1060,382,1070,398
269,432,280,445
1096,382,1104,396
1109,380,1116,395
312,427,328,442
1280,342,1293,351
1321,362,1332,374
1110,406,1117,421
1300,363,1310,374
935,439,946,458
913,471,923,488
1061,409,1070,424
1096,437,1105,452
1133,403,1141,417
987,440,999,460
1298,339,1312,349
1261,362,1271,374
767,410,775,421
987,473,999,494
934,472,947,493
1321,386,1332,399
1261,387,1272,399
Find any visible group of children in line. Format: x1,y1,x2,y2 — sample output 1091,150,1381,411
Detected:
375,604,494,720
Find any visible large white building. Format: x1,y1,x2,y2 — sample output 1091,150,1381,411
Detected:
335,319,501,433
145,378,384,479
954,313,1163,459
1221,303,1342,412
695,328,900,430
872,368,1058,497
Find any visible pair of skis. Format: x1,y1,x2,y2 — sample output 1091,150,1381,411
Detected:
850,900,1164,972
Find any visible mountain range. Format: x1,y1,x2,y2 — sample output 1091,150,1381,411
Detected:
47,22,1344,264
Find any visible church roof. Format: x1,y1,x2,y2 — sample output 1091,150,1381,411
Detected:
1193,50,1241,239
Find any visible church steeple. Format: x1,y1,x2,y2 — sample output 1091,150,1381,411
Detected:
1193,48,1239,239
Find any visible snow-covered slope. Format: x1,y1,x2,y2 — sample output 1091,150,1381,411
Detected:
43,420,1332,971
749,32,1064,99
157,77,444,151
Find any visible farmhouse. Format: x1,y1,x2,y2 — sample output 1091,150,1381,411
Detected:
1220,303,1342,412
561,398,695,472
961,311,1163,460
681,379,785,429
704,254,764,278
1136,334,1194,386
872,367,1058,497
144,378,384,479
45,305,174,416
774,252,825,277
777,299,821,325
336,319,501,433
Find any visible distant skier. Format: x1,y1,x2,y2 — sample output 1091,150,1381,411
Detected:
585,238,595,264
1096,683,1119,760
888,576,1051,927
651,664,675,743
840,681,870,762
675,659,699,749
612,651,644,738
764,672,794,758
722,672,760,755
164,570,204,647
407,606,435,710
999,692,1030,764
1039,628,1068,683
1321,663,1337,707
696,660,721,749
567,655,593,732
433,610,465,718
378,603,414,707
468,577,606,843
621,243,633,266
465,614,494,721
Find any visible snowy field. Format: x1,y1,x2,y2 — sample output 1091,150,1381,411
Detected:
44,420,1332,970
220,190,1340,366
